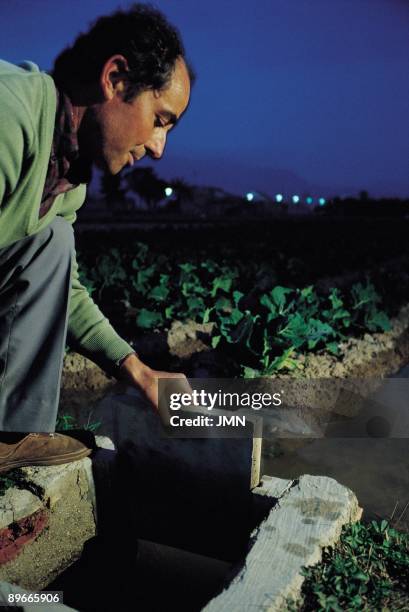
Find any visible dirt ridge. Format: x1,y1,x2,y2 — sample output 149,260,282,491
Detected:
60,304,409,418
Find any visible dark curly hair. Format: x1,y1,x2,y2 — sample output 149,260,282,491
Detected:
52,3,195,101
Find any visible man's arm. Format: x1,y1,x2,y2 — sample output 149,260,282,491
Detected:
118,353,189,411
61,201,188,410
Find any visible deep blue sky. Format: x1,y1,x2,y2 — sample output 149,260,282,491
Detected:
1,0,408,198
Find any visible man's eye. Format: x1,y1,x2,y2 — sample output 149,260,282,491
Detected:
154,115,166,128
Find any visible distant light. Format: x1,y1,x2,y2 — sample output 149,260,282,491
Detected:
275,193,283,203
319,197,326,206
246,192,254,202
164,187,173,197
292,195,300,204
306,197,313,205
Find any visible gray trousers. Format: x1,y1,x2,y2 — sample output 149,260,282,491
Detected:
0,217,73,432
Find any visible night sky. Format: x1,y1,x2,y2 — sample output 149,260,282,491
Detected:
1,0,408,198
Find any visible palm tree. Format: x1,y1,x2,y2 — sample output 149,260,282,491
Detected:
169,177,196,214
125,167,166,211
171,177,195,204
100,169,126,212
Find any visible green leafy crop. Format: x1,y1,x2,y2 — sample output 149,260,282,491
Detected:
290,520,409,611
77,243,391,376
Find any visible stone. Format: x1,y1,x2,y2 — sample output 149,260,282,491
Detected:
0,489,42,531
0,459,96,591
94,435,115,451
204,474,362,611
19,459,94,508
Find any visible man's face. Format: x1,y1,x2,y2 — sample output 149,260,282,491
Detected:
86,57,191,174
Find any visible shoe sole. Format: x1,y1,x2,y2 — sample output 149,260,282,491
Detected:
0,448,92,473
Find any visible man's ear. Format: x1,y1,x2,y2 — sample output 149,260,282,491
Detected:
100,54,129,100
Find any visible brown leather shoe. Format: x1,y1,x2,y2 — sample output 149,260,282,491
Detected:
0,433,92,473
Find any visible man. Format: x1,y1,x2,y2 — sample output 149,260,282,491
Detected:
0,4,193,468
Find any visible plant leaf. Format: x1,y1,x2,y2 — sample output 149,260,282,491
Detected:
136,309,163,329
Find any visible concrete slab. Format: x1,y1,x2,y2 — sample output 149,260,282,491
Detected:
204,474,362,611
20,459,93,507
0,489,42,531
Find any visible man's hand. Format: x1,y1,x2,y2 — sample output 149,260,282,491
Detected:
118,353,191,414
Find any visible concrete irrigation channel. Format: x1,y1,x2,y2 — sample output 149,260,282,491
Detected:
0,430,361,611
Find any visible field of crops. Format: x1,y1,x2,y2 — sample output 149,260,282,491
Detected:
76,216,409,377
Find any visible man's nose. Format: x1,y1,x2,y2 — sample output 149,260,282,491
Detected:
145,130,167,159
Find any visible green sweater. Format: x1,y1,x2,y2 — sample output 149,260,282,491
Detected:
0,59,134,373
